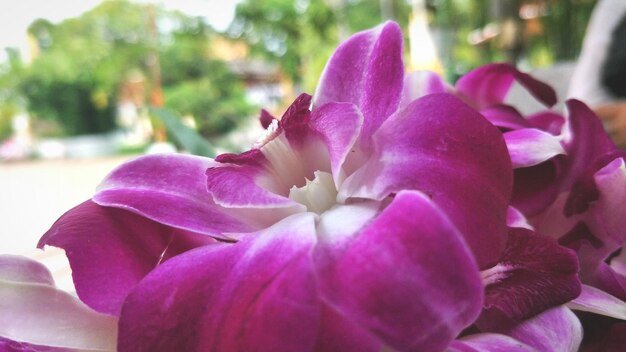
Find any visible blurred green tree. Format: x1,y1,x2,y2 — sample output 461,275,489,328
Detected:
230,0,411,92
14,0,252,137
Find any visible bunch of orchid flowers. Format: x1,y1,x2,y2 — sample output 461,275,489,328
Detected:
2,21,626,352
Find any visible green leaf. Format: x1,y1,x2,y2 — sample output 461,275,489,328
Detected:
150,107,216,157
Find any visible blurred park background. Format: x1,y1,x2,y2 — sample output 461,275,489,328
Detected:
0,0,598,284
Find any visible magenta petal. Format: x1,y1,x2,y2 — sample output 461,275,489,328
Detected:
506,307,582,352
504,128,565,168
314,191,483,351
38,200,211,316
314,304,382,352
342,94,513,267
206,157,299,208
455,63,557,109
308,102,362,184
480,228,580,327
450,333,535,352
94,153,255,236
313,21,404,147
118,213,320,352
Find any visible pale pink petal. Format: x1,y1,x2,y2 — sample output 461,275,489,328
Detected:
450,333,536,352
0,256,117,351
568,284,626,320
504,128,565,168
506,207,534,230
0,254,54,285
505,307,582,352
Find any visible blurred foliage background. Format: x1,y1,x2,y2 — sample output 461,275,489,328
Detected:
0,0,597,151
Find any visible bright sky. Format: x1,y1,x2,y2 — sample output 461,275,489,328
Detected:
0,0,240,60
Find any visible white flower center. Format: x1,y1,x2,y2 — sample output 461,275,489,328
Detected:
288,170,338,215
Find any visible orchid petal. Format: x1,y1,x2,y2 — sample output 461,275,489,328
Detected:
314,304,382,352
449,333,536,352
504,128,565,168
259,108,276,129
511,160,561,217
94,154,256,236
588,157,626,246
314,191,483,352
313,21,404,148
568,284,626,320
527,111,565,136
38,200,212,315
118,213,320,352
479,228,580,328
506,207,534,230
0,254,54,285
307,102,363,186
506,307,582,352
399,70,447,109
206,150,301,209
341,94,513,267
0,256,117,351
455,63,557,109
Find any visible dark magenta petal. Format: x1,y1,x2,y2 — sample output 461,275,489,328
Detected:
511,159,561,217
527,111,565,136
455,63,557,109
479,228,580,328
314,191,483,351
118,214,320,352
341,93,513,268
480,105,530,131
560,100,625,217
503,307,582,352
38,200,211,316
94,154,255,237
313,21,404,148
258,108,276,129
